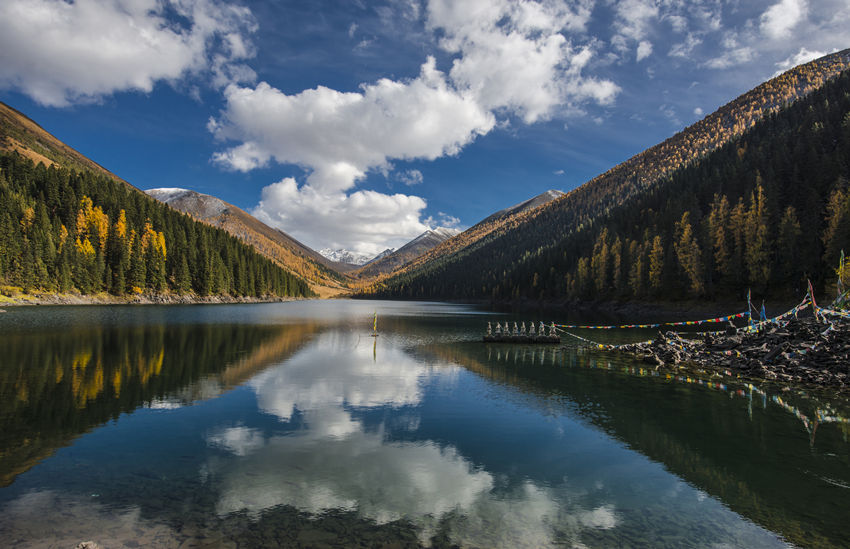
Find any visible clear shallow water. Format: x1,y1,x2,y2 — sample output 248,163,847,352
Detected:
0,300,847,548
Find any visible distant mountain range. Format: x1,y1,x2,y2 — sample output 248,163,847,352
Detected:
319,226,461,276
318,248,376,266
144,188,464,289
354,227,461,279
366,48,850,303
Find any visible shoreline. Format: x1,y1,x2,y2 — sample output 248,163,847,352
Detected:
0,292,303,307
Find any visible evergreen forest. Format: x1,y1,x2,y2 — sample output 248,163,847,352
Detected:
369,70,850,304
0,153,314,298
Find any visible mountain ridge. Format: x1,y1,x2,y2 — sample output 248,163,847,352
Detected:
355,227,461,279
0,101,130,187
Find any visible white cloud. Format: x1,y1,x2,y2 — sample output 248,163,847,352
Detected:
636,40,653,61
424,212,463,229
760,0,808,39
399,168,424,186
668,34,702,58
553,169,565,175
427,0,611,123
212,0,618,253
775,47,827,73
211,57,494,184
253,178,432,255
705,46,755,69
666,14,688,33
611,0,659,54
0,0,256,107
693,107,704,117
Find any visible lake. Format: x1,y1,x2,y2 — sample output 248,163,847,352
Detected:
0,300,847,548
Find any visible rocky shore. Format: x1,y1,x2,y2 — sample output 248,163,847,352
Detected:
612,314,850,390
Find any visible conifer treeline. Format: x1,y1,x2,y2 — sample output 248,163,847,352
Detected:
0,153,314,298
369,70,850,303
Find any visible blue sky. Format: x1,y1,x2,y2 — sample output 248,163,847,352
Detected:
1,0,848,256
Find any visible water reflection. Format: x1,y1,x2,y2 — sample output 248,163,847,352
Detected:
0,321,319,486
206,333,624,547
443,342,850,549
250,332,443,417
483,344,850,445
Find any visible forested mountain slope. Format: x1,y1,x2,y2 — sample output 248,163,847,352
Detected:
0,152,313,299
368,51,850,303
146,188,349,296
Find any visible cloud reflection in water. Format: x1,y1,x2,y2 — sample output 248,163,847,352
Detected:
206,333,618,547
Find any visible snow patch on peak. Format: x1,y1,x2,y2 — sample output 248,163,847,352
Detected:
145,188,192,201
431,227,460,239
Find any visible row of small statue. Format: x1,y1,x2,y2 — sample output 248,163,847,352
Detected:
487,321,557,337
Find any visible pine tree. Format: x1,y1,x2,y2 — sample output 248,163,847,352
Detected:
822,188,850,268
648,235,664,294
744,186,771,287
128,231,146,293
708,194,732,285
777,206,803,291
674,212,705,295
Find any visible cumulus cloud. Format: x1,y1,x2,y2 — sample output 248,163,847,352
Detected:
211,57,493,182
211,0,619,253
252,180,431,256
760,0,808,39
427,0,611,122
0,0,257,107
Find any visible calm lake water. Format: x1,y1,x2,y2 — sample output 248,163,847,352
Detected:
0,300,848,548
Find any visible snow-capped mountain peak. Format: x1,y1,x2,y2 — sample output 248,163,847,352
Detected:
318,248,375,266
